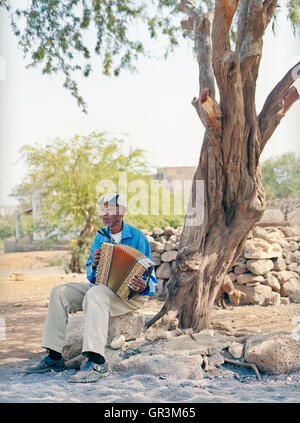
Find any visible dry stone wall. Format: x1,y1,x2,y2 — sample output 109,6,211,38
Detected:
143,225,300,306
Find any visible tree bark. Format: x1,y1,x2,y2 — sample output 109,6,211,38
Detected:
146,0,299,332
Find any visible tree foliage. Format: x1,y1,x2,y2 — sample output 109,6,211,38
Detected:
261,152,300,199
0,216,15,241
1,0,188,112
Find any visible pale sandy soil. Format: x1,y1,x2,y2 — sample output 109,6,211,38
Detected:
1,251,300,404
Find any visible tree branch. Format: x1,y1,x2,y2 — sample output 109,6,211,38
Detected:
233,1,278,179
238,0,277,85
212,0,238,57
192,88,222,138
224,358,262,381
259,62,300,151
211,0,242,117
235,0,250,54
179,0,215,97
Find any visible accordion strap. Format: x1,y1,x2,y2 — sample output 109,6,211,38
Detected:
98,228,116,243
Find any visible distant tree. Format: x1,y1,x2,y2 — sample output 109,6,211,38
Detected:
0,216,15,241
13,132,184,272
261,153,300,199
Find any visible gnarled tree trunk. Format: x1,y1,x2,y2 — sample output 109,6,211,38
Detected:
146,0,300,332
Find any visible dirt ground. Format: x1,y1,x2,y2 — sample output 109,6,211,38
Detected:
1,250,300,367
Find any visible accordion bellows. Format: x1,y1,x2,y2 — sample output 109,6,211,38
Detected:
95,242,154,301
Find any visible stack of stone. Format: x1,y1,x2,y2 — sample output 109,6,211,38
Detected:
143,225,300,305
228,226,300,305
142,225,182,300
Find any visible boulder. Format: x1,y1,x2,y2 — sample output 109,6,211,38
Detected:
277,270,298,285
149,332,232,356
234,283,272,305
160,250,178,262
272,256,286,271
168,234,177,242
152,227,164,238
164,240,177,251
149,240,165,253
208,352,224,369
281,227,300,237
281,278,300,297
287,263,300,273
61,314,84,360
155,236,166,245
263,273,281,293
234,258,247,267
263,291,281,306
144,329,173,342
114,352,204,380
282,249,292,265
110,335,126,350
244,238,282,259
246,259,274,275
163,226,177,236
259,209,284,224
228,272,236,282
236,273,264,284
244,331,300,374
108,311,145,343
290,251,300,264
252,226,273,241
288,241,298,252
252,227,287,247
289,290,300,303
228,341,244,359
151,253,161,266
156,262,172,279
234,265,247,275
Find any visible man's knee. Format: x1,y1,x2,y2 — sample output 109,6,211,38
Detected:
49,283,70,299
49,284,63,301
48,283,80,312
84,284,111,305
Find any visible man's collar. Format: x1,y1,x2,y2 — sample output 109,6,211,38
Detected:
98,221,132,240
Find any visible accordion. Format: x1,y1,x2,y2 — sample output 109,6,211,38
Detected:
95,242,155,301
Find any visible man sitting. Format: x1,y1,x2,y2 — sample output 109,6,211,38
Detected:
23,193,157,383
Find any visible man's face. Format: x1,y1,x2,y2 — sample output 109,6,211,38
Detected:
100,203,123,228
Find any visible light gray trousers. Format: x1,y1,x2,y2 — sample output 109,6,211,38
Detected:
41,282,147,358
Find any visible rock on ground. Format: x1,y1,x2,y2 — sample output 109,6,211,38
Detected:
244,331,300,375
114,352,204,380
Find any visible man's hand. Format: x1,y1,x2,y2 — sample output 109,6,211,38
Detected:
92,248,101,269
130,276,147,293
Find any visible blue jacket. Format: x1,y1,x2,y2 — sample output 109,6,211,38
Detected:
86,221,157,296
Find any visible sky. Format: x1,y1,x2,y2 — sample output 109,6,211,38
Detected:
0,4,299,207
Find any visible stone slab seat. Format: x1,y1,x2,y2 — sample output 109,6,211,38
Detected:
62,311,145,362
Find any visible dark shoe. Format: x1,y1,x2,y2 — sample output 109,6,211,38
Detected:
69,360,110,383
23,355,66,374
